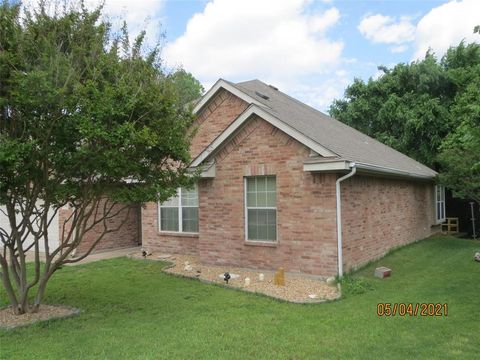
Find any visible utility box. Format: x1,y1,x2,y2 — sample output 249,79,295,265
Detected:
374,267,392,279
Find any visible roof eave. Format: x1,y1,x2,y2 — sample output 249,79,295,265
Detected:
304,159,436,180
355,162,436,180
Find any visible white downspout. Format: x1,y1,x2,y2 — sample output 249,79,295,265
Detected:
336,162,356,278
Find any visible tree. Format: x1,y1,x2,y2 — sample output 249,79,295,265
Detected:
438,42,480,202
330,28,480,201
0,1,196,314
329,54,453,168
168,68,204,108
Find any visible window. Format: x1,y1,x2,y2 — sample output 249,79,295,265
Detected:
159,185,198,233
435,185,446,222
245,176,277,241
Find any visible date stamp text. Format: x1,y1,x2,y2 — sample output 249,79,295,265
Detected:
377,303,448,317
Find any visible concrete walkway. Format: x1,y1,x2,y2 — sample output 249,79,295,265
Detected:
19,246,141,265
66,247,141,266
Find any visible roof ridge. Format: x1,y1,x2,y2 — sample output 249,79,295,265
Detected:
239,80,433,172
241,79,332,117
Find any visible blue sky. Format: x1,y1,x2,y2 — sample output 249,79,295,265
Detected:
34,0,480,110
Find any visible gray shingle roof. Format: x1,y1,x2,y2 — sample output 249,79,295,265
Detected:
229,79,436,179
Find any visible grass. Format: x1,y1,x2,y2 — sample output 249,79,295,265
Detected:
1,235,479,359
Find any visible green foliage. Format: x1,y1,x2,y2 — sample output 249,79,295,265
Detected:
437,39,480,202
0,1,196,207
330,29,480,201
338,275,374,296
168,68,205,108
330,54,454,168
0,1,203,313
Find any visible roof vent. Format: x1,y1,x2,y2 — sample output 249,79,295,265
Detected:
255,91,269,100
268,84,278,91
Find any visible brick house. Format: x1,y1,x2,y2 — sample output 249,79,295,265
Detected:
141,79,444,277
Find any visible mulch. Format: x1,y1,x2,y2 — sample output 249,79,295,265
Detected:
0,304,80,330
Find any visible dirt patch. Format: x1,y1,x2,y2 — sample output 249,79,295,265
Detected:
129,252,340,303
0,304,80,330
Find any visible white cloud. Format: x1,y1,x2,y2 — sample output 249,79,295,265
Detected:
308,7,340,33
291,73,350,111
413,0,480,59
390,44,408,53
358,1,480,60
164,0,343,83
22,0,165,49
86,0,165,48
358,14,416,45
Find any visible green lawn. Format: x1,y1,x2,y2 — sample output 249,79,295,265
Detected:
1,235,479,359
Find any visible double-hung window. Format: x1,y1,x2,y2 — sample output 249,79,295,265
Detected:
245,176,277,242
435,185,446,223
159,185,198,233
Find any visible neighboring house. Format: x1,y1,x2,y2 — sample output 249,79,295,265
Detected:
58,203,141,255
0,204,60,253
0,203,140,255
140,79,444,277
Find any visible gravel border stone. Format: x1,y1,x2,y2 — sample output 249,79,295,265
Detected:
129,252,341,303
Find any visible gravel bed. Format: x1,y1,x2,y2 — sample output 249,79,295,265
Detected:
0,304,80,330
130,252,340,303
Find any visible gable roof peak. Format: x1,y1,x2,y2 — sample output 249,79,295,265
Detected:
193,78,437,179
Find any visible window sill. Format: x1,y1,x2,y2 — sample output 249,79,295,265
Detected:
244,240,278,247
158,231,199,238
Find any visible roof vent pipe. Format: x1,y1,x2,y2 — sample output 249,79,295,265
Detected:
336,162,356,278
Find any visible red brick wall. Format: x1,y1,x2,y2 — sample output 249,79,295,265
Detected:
198,116,338,276
141,89,247,256
59,202,140,255
190,88,248,159
141,90,437,277
142,114,339,276
141,202,199,256
341,175,436,272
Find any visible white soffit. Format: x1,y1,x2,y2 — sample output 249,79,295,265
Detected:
303,161,350,172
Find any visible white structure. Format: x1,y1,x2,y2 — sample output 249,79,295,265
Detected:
0,205,60,253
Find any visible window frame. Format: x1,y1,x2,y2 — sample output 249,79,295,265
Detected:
158,185,199,234
435,185,446,224
244,176,278,243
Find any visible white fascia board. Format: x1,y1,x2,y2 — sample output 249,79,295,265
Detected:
188,162,216,178
303,160,435,180
303,161,350,172
355,162,436,180
253,106,338,158
190,105,337,167
190,105,257,167
199,163,215,178
193,79,265,114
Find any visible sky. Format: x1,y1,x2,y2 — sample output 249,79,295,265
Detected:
26,0,480,111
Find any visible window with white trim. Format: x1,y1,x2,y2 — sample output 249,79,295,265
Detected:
245,176,277,241
435,185,446,222
159,185,198,233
